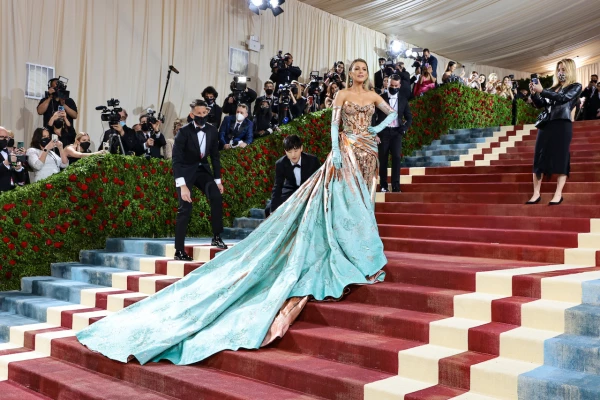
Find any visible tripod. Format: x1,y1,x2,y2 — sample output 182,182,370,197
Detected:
106,128,126,155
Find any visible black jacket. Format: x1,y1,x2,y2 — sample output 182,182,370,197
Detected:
372,93,413,134
0,151,26,192
374,70,385,91
271,153,320,211
173,122,221,186
222,88,258,116
275,65,302,88
136,131,167,158
581,87,600,119
253,95,279,117
206,102,223,131
102,126,144,155
423,55,438,78
531,83,582,122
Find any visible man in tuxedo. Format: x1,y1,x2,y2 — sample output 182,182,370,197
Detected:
172,100,227,261
422,48,438,79
373,75,412,193
374,58,387,93
253,80,279,122
100,109,144,155
137,113,167,158
219,104,254,150
582,75,599,120
0,127,26,193
202,86,223,130
267,135,320,217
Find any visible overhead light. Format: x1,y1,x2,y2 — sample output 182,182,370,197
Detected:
387,40,403,59
405,49,412,58
251,0,263,6
269,0,279,7
249,0,285,16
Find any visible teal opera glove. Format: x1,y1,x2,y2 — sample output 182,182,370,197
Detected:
367,110,398,136
331,106,342,169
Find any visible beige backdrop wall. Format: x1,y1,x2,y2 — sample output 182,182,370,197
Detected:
0,0,386,147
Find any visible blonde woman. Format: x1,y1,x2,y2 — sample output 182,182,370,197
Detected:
164,118,185,160
486,73,498,94
527,58,582,205
64,132,106,165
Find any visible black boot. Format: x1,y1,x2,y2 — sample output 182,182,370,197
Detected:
211,235,228,249
174,250,193,261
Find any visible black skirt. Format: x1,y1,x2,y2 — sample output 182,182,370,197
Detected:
533,119,572,179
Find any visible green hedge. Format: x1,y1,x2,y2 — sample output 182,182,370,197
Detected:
0,86,538,290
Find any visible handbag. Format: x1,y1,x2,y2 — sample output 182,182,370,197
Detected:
535,109,550,128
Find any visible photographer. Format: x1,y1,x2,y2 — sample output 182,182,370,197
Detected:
36,78,78,127
324,62,346,89
219,104,253,150
0,126,26,193
467,71,481,90
374,57,387,91
65,132,106,165
222,80,257,116
254,80,279,121
289,81,308,120
26,127,69,183
273,53,302,89
137,113,166,158
101,109,143,155
581,74,600,120
253,100,278,140
48,110,76,148
202,86,223,130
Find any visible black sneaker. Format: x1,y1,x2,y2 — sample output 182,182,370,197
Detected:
211,235,228,249
174,250,193,261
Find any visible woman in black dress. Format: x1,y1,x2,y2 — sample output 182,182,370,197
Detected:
527,58,582,205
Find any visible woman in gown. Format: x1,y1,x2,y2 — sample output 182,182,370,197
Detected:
76,58,398,365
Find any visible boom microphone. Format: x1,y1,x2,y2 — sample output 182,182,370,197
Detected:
95,105,106,110
169,65,180,74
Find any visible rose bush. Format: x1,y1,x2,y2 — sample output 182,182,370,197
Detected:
0,86,537,290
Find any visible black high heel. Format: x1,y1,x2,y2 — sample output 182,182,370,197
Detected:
549,197,563,206
525,196,541,205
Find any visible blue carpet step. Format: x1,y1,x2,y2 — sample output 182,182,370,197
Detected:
420,143,476,151
564,303,600,337
249,208,266,219
413,149,471,157
104,238,213,255
21,277,104,305
544,334,600,375
51,263,131,287
222,227,255,240
233,217,264,229
0,291,76,323
518,365,600,400
78,250,165,271
0,310,43,342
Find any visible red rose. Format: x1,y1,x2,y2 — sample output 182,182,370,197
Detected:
54,242,64,248
69,174,77,182
10,232,18,238
9,260,16,266
41,192,47,198
32,245,39,252
3,203,15,211
102,177,108,183
45,183,53,189
49,211,56,218
70,196,78,203
8,243,15,250
20,241,27,249
81,184,88,191
85,215,93,221
13,218,21,225
125,221,132,227
21,211,28,217
125,163,130,169
45,239,52,246
123,200,130,207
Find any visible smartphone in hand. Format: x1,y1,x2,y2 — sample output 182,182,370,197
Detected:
531,74,539,85
52,134,58,142
58,105,65,112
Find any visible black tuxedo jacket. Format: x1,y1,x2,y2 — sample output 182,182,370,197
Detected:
0,151,26,192
374,70,385,90
102,126,144,155
271,152,320,211
173,122,221,187
372,93,413,133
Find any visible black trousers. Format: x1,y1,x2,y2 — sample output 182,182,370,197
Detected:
378,127,403,191
175,166,223,251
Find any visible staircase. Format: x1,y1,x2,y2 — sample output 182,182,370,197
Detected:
222,208,266,239
0,121,599,399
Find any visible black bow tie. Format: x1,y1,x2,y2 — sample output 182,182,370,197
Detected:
293,164,301,169
195,126,203,133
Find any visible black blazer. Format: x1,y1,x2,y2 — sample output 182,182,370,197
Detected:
136,131,167,158
102,126,144,155
271,153,320,211
373,93,413,133
0,152,26,192
531,83,582,122
173,122,221,187
374,70,385,90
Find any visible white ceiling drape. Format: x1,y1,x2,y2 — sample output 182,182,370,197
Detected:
299,0,600,74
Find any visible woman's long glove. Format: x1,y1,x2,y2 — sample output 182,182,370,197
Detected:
331,123,342,169
367,111,398,136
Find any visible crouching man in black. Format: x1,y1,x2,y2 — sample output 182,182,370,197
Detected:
267,135,320,217
173,100,227,261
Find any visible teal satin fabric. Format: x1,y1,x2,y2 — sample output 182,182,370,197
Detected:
77,102,387,365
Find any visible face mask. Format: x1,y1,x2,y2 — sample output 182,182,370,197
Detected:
236,113,245,122
141,122,151,132
7,138,15,148
41,138,51,147
80,142,91,151
558,72,567,82
194,115,206,126
204,98,215,105
119,121,126,127
265,89,274,96
0,139,6,149
260,106,269,113
388,87,400,96
53,120,64,129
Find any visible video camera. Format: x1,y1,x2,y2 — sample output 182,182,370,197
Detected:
96,98,122,125
307,71,324,96
270,50,291,70
47,76,70,100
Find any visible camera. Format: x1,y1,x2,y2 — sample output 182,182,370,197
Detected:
270,50,291,70
145,108,165,126
96,98,122,125
308,72,323,96
46,76,70,100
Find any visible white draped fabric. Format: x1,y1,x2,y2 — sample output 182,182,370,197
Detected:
300,0,600,75
0,0,386,146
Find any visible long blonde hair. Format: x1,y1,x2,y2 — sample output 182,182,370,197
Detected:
552,58,577,88
346,58,371,90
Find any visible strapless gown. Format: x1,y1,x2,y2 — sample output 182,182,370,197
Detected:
77,102,387,365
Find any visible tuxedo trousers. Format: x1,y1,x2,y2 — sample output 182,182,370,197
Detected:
175,166,223,251
378,127,403,190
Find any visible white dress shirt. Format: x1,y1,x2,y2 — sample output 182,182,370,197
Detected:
388,94,399,128
175,122,221,187
292,158,301,187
